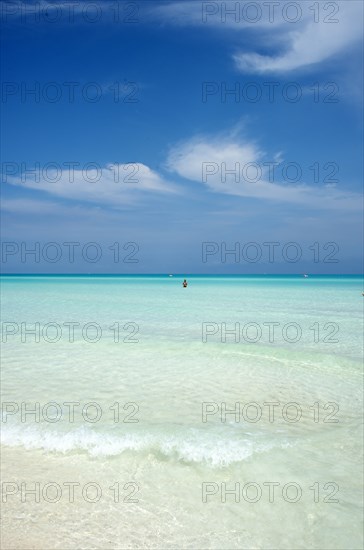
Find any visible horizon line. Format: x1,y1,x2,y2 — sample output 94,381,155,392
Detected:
1,273,363,277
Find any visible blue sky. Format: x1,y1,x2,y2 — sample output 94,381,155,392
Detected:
1,0,363,273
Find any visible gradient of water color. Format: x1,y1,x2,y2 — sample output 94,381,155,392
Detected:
1,275,363,549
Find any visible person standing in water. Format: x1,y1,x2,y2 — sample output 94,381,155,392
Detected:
183,279,188,288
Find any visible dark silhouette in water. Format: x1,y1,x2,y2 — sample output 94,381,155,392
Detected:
183,279,188,288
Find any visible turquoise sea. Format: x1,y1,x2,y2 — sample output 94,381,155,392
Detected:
1,275,363,549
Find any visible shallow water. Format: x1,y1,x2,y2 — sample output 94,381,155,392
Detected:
1,275,363,549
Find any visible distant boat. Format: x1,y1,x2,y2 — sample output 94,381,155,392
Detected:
169,274,173,277
303,274,308,278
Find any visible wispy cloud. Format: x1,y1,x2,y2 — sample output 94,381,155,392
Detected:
234,1,363,73
4,1,363,74
166,130,362,211
3,135,361,213
4,163,180,207
153,1,363,74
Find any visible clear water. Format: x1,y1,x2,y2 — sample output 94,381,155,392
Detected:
1,275,363,549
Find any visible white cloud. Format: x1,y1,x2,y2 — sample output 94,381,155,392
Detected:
166,134,264,182
166,132,362,211
5,163,180,207
234,1,363,73
153,1,363,74
4,0,363,74
4,141,361,213
5,1,363,73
